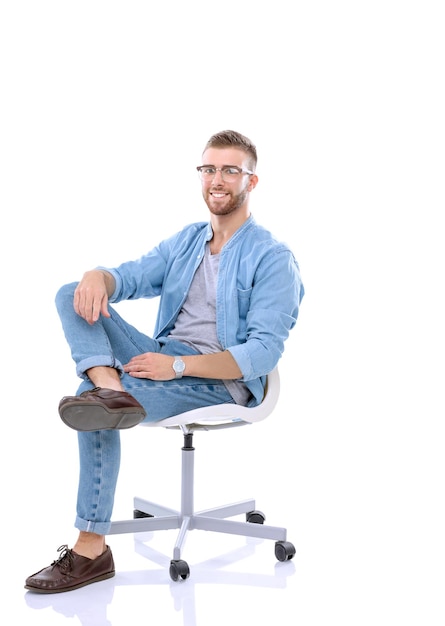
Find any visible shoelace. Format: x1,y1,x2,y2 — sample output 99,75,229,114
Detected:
79,387,101,397
51,544,75,572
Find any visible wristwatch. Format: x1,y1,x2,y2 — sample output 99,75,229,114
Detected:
172,356,186,379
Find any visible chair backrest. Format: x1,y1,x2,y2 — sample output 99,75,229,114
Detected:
141,367,280,430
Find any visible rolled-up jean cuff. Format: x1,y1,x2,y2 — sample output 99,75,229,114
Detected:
76,355,124,380
75,516,111,536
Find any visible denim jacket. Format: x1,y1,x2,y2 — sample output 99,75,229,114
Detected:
104,215,304,404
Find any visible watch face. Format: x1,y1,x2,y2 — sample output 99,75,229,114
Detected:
174,358,185,373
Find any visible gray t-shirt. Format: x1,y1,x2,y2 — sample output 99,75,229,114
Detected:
168,244,251,405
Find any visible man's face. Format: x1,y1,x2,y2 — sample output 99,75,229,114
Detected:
200,147,257,217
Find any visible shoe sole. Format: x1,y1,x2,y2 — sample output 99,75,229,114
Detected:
25,570,115,594
59,403,146,431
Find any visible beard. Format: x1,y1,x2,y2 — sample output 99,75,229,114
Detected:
204,185,249,216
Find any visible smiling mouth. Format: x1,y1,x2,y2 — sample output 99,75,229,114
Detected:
210,192,229,198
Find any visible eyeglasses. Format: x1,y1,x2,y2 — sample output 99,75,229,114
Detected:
196,165,254,182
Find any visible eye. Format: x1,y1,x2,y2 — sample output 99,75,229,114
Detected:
202,167,216,175
223,167,241,176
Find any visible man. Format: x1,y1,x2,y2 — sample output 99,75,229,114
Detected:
25,130,304,593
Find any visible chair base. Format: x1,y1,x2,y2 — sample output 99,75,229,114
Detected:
108,430,295,580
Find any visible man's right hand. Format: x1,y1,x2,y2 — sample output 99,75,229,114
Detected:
73,270,114,325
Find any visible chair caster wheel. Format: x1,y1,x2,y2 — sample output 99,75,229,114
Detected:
170,559,190,581
246,510,266,524
275,540,296,561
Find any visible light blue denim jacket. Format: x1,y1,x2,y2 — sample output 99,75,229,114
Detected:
104,215,304,404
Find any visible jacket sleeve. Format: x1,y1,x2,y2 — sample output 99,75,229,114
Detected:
227,246,304,381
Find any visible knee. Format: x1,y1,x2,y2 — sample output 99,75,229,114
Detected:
55,281,78,311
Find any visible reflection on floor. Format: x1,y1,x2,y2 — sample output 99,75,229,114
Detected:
23,531,297,626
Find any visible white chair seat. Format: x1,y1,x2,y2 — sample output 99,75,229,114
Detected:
141,366,280,430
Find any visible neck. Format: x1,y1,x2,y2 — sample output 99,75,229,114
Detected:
210,207,250,236
209,211,250,254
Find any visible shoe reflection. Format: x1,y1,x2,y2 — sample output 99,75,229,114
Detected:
25,580,114,626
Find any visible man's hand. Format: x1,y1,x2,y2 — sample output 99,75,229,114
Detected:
124,353,177,381
74,270,114,325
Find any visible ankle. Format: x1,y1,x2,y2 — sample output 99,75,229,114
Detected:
73,532,106,560
86,366,123,392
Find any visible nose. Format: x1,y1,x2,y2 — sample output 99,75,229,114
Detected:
211,169,224,184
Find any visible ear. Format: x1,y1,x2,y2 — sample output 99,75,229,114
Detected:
248,174,258,192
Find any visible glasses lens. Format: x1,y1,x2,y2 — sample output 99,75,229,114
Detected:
221,167,241,181
198,167,215,180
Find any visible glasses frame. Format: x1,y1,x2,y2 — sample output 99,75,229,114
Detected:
196,165,254,181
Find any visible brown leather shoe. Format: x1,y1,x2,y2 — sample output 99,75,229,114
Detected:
59,387,147,431
25,544,115,594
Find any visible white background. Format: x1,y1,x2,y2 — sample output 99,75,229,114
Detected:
1,1,444,624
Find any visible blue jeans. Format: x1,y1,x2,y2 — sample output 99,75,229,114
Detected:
56,282,235,534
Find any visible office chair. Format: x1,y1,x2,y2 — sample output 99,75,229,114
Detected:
108,367,295,581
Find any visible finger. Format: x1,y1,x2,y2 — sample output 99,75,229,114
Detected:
74,289,92,323
90,294,105,323
100,295,111,319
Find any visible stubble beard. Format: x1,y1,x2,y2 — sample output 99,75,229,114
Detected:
205,186,249,216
